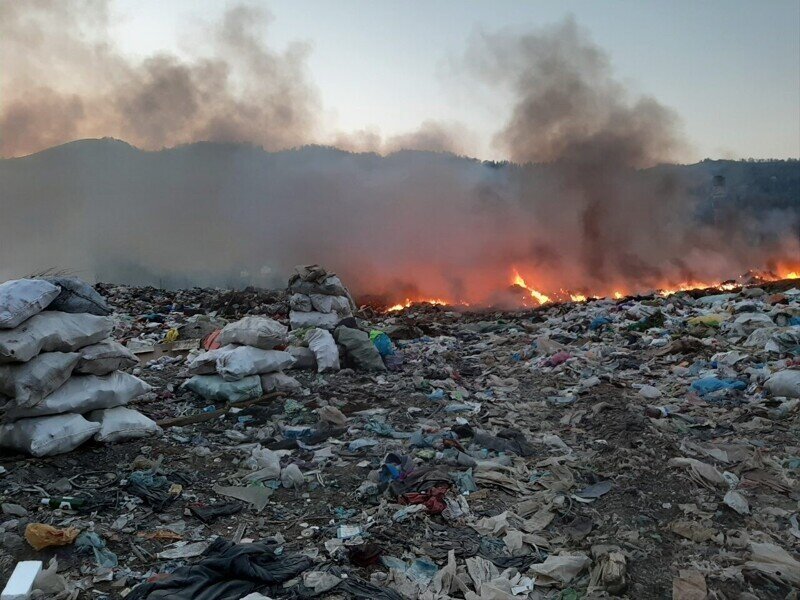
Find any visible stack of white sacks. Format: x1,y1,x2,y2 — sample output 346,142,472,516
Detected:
287,265,355,331
184,316,303,403
0,278,157,457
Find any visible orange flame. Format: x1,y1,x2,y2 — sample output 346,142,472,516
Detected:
387,297,450,312
512,270,551,305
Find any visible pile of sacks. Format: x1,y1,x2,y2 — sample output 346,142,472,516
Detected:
288,265,355,330
184,316,303,403
287,265,389,372
0,278,157,457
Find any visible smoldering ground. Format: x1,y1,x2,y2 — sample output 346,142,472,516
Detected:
0,4,796,302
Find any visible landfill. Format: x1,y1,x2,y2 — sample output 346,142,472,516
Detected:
1,268,799,599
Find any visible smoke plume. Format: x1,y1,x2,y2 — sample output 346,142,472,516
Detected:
0,5,797,303
0,0,320,157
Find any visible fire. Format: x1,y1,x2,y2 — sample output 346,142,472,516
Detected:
512,270,551,305
387,297,449,312
785,271,799,280
613,291,623,299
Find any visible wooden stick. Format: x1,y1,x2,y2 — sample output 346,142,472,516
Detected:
157,391,285,427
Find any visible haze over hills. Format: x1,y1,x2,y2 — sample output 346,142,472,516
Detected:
1,138,798,302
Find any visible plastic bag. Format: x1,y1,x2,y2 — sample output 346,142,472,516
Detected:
290,310,339,331
217,316,288,349
24,523,80,550
186,345,236,375
0,413,101,456
309,294,352,316
75,339,138,375
5,372,152,420
0,351,80,407
0,279,61,329
44,277,111,316
287,346,316,370
216,347,295,381
335,327,386,371
0,311,113,363
87,407,160,442
289,293,313,312
259,372,302,392
306,328,340,372
183,375,262,403
764,369,800,398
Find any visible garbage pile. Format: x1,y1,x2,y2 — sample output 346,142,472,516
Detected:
1,274,799,599
0,278,157,457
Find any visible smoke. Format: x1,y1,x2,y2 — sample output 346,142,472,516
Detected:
0,1,320,157
0,6,797,302
332,120,476,156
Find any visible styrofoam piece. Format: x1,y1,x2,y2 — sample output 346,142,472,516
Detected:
1,560,43,600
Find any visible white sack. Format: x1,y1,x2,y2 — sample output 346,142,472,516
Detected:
306,328,340,372
75,340,137,375
259,372,302,393
217,316,288,350
0,352,80,407
87,407,160,442
0,312,113,364
309,294,352,317
216,347,295,381
765,369,800,398
44,277,111,315
0,414,100,457
0,279,60,329
4,372,152,420
183,375,262,403
289,294,313,312
185,345,236,375
289,311,339,331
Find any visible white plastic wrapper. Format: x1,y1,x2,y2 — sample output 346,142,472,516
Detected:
289,310,339,331
75,339,138,375
0,413,101,457
0,352,80,407
306,328,340,372
0,279,60,329
87,407,160,442
217,316,288,350
0,312,113,364
216,347,295,381
4,372,152,420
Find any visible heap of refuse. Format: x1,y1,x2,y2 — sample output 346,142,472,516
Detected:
1,272,799,599
0,278,157,456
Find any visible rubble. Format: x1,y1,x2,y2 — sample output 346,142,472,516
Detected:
0,271,799,598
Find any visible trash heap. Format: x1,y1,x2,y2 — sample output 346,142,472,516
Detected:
0,278,157,457
1,277,799,599
183,316,301,403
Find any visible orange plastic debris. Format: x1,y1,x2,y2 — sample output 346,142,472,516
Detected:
24,523,80,550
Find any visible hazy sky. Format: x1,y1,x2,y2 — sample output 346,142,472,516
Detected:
64,1,800,160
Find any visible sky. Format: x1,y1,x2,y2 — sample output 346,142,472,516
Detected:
107,0,800,162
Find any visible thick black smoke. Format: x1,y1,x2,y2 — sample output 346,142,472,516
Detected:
1,6,796,301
